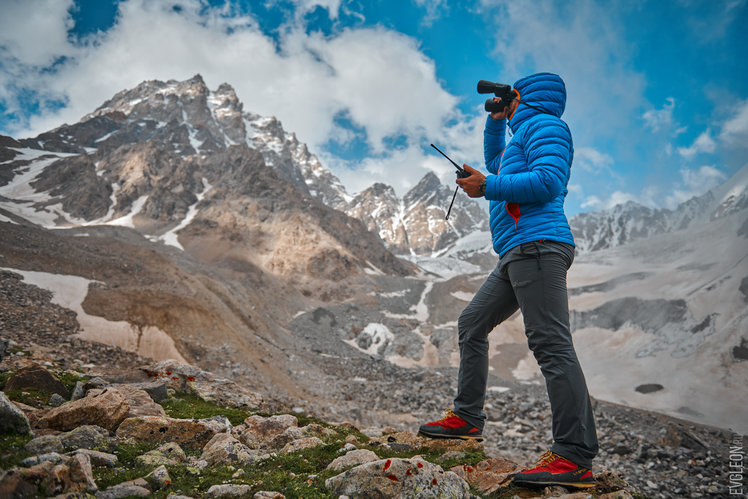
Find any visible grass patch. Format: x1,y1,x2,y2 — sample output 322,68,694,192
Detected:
158,393,252,426
53,370,88,393
0,433,33,469
0,372,10,390
4,387,53,408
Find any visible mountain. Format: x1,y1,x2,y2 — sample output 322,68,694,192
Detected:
569,164,748,252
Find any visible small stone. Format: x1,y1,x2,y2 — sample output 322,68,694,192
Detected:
71,381,86,401
254,491,285,498
200,433,258,466
49,393,66,407
135,442,188,466
96,483,151,498
206,484,252,497
144,464,171,490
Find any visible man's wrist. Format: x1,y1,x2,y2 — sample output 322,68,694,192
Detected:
479,178,487,197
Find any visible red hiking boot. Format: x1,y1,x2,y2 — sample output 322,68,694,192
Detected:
417,410,483,441
512,450,594,489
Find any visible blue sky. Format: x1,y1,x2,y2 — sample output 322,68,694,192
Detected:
1,0,747,216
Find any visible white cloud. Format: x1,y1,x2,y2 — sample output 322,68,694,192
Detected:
283,0,343,20
677,130,717,160
664,165,726,208
1,0,464,168
0,0,75,66
643,97,675,132
719,99,748,146
575,147,614,174
581,191,640,211
477,0,645,146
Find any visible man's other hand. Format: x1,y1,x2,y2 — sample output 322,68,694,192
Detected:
456,165,487,198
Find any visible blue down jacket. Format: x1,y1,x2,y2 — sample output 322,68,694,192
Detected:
483,72,575,257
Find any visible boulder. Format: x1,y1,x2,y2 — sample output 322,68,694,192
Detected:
59,424,113,450
126,381,168,402
206,484,252,497
136,442,188,466
71,381,86,401
449,457,518,495
280,436,324,454
0,453,97,497
200,433,261,466
96,482,151,498
22,452,65,467
0,391,32,434
117,416,218,450
40,388,130,431
254,492,285,499
326,456,472,498
24,434,64,454
113,385,167,417
237,414,298,449
327,449,380,471
4,365,69,398
68,449,119,467
49,393,66,407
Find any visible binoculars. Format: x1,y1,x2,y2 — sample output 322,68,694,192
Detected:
477,80,516,113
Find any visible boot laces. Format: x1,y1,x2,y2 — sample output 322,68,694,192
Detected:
532,450,558,468
436,409,457,423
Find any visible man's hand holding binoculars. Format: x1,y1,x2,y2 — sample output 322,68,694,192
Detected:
456,164,486,198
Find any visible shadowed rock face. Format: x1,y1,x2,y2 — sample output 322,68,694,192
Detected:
571,297,688,333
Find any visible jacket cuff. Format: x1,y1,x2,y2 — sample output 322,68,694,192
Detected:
485,174,501,200
485,116,506,133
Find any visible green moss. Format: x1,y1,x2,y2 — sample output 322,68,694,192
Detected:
158,393,252,426
4,387,53,408
53,370,88,392
0,433,33,469
0,372,10,390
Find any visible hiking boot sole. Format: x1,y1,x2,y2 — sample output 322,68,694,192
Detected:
512,477,595,489
417,429,483,442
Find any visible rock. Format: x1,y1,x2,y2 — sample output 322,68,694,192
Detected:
438,450,468,463
327,449,380,471
24,434,64,454
116,416,219,450
22,452,65,467
200,415,233,434
206,484,253,497
69,452,97,492
68,448,119,467
144,464,172,490
325,456,472,498
49,393,66,407
200,433,259,466
40,388,130,431
136,442,188,466
128,381,168,402
167,495,195,499
59,424,113,450
113,385,167,417
238,414,298,449
594,470,629,494
0,338,8,361
598,491,634,499
96,483,151,498
4,365,69,398
70,381,86,401
450,457,518,495
0,456,96,496
0,391,33,434
254,492,285,498
420,437,483,453
281,436,324,454
84,376,109,390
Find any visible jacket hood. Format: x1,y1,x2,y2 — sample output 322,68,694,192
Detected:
509,72,566,132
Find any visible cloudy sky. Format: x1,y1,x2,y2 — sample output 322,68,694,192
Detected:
1,0,746,215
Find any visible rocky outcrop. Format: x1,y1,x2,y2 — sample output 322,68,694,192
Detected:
40,388,130,431
115,416,220,451
325,456,472,498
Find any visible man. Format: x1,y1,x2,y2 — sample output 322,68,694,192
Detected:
418,72,599,489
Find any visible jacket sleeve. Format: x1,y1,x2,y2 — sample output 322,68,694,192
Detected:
485,117,571,203
484,116,506,175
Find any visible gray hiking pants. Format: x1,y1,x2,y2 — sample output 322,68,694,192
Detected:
453,240,599,468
